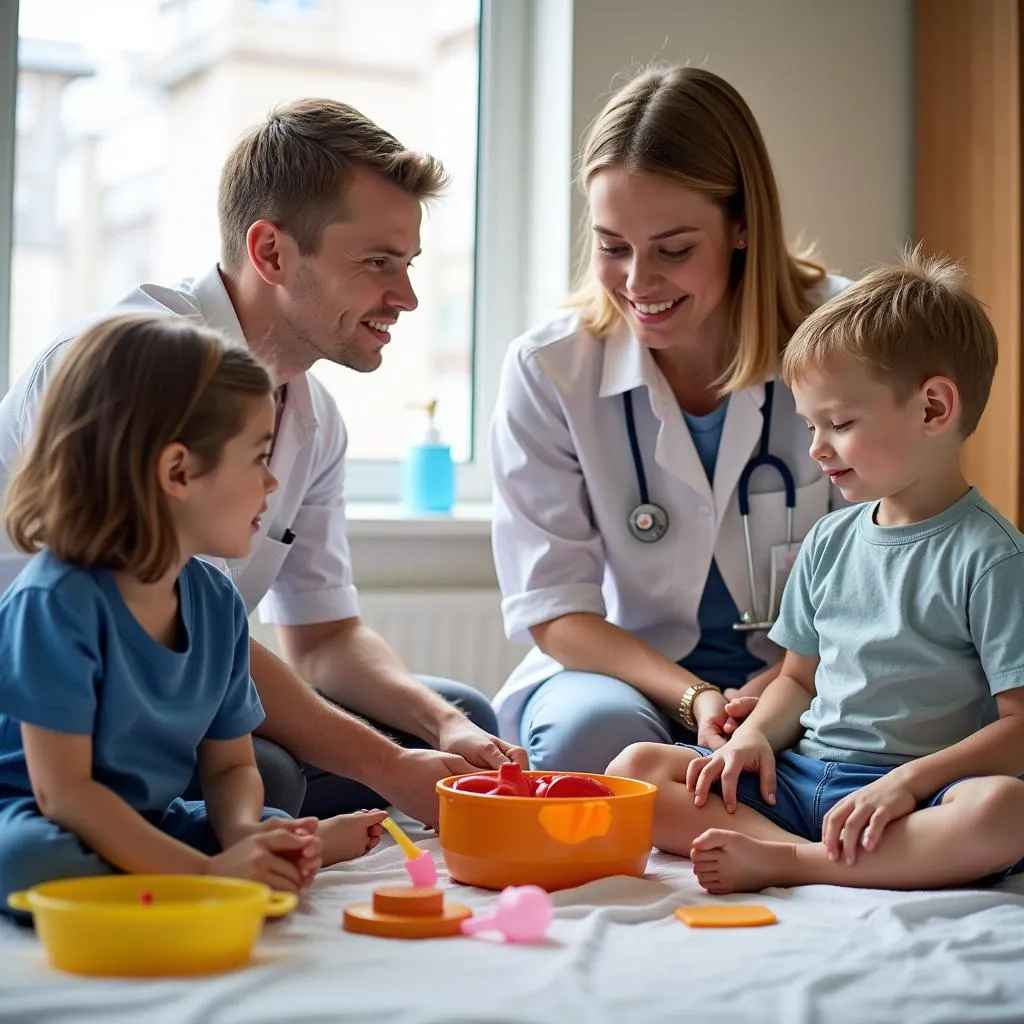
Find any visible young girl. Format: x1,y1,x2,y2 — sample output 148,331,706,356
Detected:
0,314,385,915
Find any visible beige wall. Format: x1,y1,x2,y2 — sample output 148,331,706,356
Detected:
568,0,914,281
251,0,917,657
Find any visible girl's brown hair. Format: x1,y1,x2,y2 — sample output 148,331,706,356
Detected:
570,65,827,393
5,314,273,581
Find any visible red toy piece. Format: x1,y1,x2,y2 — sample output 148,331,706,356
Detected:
450,771,615,798
498,763,532,797
542,775,615,798
451,775,516,796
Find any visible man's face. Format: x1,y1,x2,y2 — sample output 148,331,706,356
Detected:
279,166,423,373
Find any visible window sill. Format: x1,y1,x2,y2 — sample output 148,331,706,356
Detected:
345,501,493,540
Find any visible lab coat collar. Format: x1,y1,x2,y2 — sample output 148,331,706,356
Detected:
596,316,769,517
192,265,318,448
193,266,248,348
597,320,654,398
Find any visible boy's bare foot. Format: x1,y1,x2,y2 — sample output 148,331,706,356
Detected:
318,810,389,867
689,829,799,894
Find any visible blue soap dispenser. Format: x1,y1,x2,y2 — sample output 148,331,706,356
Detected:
403,399,455,514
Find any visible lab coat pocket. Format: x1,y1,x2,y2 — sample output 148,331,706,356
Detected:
744,475,829,567
745,474,829,554
740,475,829,619
231,536,294,616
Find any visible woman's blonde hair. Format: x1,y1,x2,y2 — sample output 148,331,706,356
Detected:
570,65,827,393
5,314,273,582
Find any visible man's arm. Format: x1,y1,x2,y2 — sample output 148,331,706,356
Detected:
248,635,399,784
248,635,485,826
277,617,461,744
275,617,527,769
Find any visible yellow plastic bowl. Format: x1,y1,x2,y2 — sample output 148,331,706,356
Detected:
7,875,297,977
437,771,657,891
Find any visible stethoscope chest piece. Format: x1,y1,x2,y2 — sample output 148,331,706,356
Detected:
628,501,669,543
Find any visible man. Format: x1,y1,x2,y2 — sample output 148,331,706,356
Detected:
0,99,525,827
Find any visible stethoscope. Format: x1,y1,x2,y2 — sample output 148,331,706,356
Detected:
623,380,797,631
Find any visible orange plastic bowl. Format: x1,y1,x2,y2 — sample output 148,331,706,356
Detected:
436,771,657,891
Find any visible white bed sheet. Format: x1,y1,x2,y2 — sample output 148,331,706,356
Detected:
1,835,1023,1024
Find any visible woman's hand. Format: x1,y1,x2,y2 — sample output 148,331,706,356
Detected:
694,689,761,746
693,687,731,750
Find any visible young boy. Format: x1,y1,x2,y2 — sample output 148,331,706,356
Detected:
608,249,1024,893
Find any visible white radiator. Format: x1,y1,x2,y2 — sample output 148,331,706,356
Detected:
354,588,525,699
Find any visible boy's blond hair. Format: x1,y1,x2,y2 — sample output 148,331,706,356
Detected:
781,246,998,438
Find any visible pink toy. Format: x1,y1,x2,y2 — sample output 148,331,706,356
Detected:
460,885,553,943
404,851,438,888
380,816,438,888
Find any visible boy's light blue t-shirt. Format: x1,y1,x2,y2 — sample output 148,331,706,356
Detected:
0,552,264,814
768,488,1024,766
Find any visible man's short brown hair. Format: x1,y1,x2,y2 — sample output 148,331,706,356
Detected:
217,98,449,271
782,247,999,438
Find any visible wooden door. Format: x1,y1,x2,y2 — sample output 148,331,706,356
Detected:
916,0,1023,523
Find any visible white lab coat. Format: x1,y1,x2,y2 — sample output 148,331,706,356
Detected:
490,275,849,740
0,267,360,625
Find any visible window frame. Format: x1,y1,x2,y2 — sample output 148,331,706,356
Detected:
343,0,533,502
0,1,17,399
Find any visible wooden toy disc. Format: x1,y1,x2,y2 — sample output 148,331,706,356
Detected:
675,904,778,928
343,902,473,939
372,886,444,917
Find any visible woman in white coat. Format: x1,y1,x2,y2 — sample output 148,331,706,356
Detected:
490,65,848,772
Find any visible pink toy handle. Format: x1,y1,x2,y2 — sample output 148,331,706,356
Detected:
460,913,497,935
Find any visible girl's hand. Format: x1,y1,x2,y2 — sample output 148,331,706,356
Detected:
207,828,317,893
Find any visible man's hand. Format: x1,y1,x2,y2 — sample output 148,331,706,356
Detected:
377,748,479,829
436,715,529,771
821,773,916,866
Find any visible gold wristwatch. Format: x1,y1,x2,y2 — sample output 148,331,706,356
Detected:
677,681,719,732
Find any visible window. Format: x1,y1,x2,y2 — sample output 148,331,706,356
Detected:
4,0,531,502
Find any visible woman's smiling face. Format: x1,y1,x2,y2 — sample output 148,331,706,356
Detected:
588,166,743,351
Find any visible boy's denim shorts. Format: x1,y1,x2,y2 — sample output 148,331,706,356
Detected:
681,745,1024,882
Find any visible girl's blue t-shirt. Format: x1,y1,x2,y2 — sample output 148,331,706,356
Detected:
0,551,263,814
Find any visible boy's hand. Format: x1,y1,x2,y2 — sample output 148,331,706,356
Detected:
821,775,916,865
721,695,760,736
686,728,776,813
